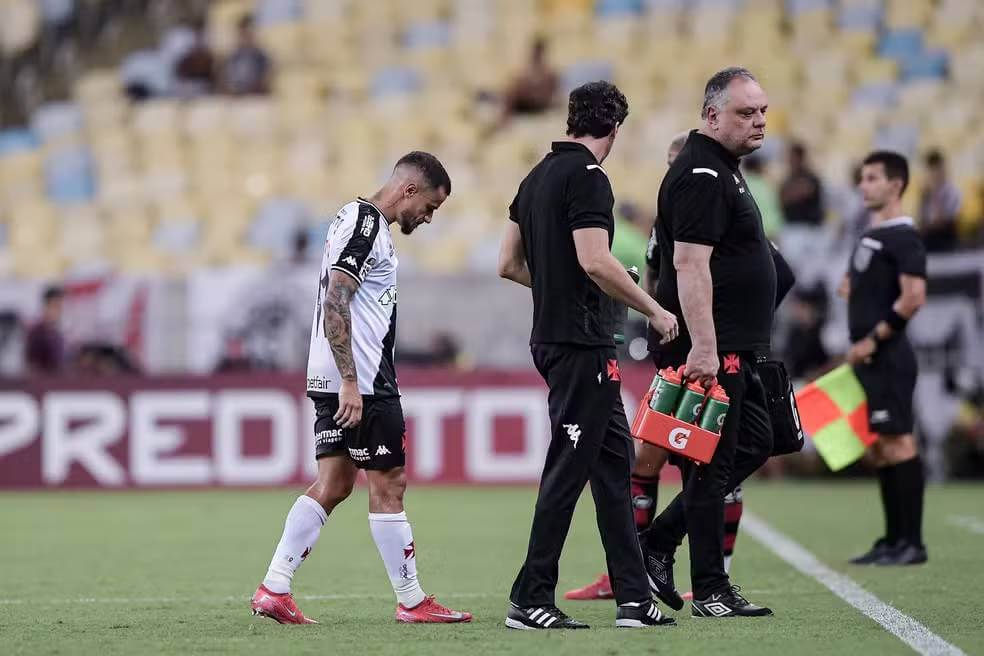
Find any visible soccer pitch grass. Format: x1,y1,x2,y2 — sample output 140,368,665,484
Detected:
3,482,982,656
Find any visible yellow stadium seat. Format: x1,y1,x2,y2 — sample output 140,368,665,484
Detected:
853,57,899,84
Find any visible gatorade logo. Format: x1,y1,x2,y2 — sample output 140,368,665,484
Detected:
668,427,691,450
715,413,725,429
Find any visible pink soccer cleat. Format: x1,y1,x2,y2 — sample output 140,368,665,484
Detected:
395,595,472,623
564,573,615,601
250,584,318,624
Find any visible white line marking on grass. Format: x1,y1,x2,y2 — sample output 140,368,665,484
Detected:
947,515,984,536
743,512,965,656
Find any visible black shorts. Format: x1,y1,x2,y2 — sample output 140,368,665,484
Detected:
853,337,917,435
311,395,406,470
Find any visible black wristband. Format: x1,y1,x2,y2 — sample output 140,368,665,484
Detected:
885,309,909,332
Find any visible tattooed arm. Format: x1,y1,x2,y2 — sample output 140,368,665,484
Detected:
323,270,363,428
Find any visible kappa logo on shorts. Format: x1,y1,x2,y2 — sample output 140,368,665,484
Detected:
563,423,581,449
607,359,621,381
376,445,392,456
723,353,740,375
870,409,891,423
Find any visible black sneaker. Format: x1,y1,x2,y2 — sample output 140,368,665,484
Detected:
644,548,685,611
692,586,773,618
505,603,589,630
849,538,893,565
615,600,676,628
874,541,928,566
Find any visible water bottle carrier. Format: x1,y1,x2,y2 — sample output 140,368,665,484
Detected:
631,390,721,464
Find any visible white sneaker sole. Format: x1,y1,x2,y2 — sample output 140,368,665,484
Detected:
505,617,538,630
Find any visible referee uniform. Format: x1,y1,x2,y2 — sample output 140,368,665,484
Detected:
848,217,925,436
508,141,652,611
644,131,776,604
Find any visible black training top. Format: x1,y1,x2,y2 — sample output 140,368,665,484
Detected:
847,216,927,341
649,130,777,354
510,141,617,347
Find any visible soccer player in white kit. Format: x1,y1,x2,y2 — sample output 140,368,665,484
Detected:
251,152,471,625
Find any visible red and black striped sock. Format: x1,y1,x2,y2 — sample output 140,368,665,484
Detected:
631,474,660,534
723,486,744,574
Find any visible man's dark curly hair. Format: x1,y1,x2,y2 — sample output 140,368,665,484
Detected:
566,81,629,139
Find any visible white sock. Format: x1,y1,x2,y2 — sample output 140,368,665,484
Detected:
369,511,426,608
724,554,733,574
263,495,327,594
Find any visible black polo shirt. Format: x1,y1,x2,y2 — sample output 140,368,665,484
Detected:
509,141,617,347
847,216,926,341
648,130,777,354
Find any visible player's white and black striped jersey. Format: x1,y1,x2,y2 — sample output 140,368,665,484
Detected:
307,198,399,399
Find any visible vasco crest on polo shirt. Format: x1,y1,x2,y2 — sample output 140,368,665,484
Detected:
723,353,741,375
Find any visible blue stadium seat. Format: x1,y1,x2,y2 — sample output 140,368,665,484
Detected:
597,0,644,17
370,66,423,97
878,28,923,61
45,147,95,204
31,102,83,143
838,5,882,31
562,60,615,93
404,21,451,50
254,0,303,25
851,82,898,108
900,50,948,82
786,0,831,16
644,0,686,10
0,128,39,156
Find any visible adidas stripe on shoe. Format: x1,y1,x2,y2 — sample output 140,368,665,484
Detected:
615,600,676,628
504,604,589,630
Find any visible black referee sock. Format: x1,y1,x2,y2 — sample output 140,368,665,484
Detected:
876,465,900,544
894,456,926,548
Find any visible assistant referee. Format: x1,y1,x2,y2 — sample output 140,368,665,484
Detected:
497,81,678,630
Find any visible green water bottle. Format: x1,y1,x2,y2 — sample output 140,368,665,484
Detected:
674,379,706,424
649,367,684,413
698,385,730,434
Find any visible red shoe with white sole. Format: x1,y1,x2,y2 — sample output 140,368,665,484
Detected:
250,584,318,624
563,573,615,601
395,595,472,623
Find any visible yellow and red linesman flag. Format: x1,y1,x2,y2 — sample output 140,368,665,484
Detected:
794,365,877,471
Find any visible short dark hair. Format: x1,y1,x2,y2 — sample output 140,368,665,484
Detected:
863,150,909,194
702,67,757,119
566,81,629,139
42,285,64,304
925,149,945,169
396,151,451,195
238,13,254,31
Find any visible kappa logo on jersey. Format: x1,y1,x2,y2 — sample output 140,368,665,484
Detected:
723,353,741,374
563,423,581,449
360,215,375,237
607,359,621,381
376,444,392,456
342,255,358,268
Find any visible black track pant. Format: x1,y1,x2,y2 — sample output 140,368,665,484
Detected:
645,351,774,599
510,344,650,607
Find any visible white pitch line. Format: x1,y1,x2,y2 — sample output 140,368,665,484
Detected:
946,515,984,536
743,512,965,656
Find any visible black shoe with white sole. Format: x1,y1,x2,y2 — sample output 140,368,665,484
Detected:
505,603,589,630
615,600,676,628
644,548,685,611
692,586,773,618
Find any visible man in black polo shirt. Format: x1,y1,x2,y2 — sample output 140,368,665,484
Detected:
497,81,678,630
842,151,927,566
641,67,775,618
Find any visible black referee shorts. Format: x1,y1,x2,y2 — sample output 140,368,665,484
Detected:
853,337,917,436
